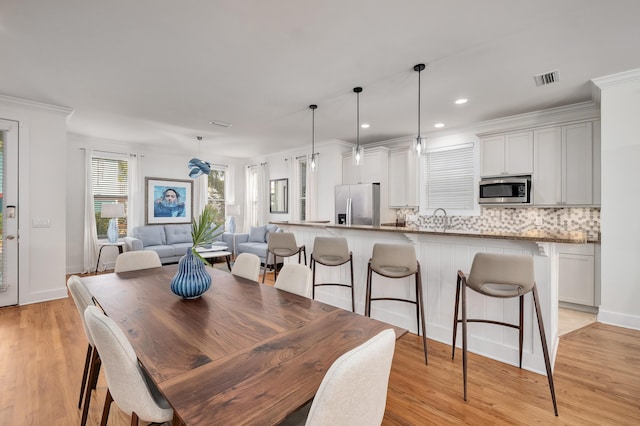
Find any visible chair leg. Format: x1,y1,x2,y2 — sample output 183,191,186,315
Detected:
416,266,428,365
262,252,272,283
519,295,524,368
532,284,559,416
130,411,139,426
452,273,462,360
311,257,317,300
100,389,113,426
349,255,355,313
78,344,92,409
461,278,468,401
273,255,279,282
81,347,100,426
365,263,372,317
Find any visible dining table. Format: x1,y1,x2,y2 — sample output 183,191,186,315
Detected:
82,265,407,425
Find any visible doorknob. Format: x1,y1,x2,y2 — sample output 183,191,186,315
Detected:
4,235,16,240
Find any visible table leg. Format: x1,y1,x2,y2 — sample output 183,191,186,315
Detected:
95,246,107,275
225,255,231,271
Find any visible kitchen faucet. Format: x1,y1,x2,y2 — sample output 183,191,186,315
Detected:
432,208,448,230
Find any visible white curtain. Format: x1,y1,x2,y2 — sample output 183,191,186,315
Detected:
245,166,257,229
226,164,236,205
83,149,99,272
256,163,269,226
127,153,142,233
306,157,318,221
193,174,208,219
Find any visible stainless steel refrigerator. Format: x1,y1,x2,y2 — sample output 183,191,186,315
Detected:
335,183,380,226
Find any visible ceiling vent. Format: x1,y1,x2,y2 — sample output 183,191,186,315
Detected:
534,70,560,86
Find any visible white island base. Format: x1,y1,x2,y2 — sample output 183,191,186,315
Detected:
279,223,560,375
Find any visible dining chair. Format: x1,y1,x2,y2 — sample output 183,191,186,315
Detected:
451,252,558,416
366,243,427,364
84,305,174,426
274,263,312,298
67,275,100,426
310,236,355,312
231,252,261,281
282,329,396,426
263,232,307,283
114,250,162,273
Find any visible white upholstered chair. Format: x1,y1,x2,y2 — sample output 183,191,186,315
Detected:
231,252,261,281
274,263,312,298
84,305,173,426
67,275,99,426
282,328,396,426
114,251,162,273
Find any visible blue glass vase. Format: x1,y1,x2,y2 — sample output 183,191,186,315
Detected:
170,248,212,299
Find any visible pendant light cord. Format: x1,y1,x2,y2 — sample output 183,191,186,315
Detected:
353,87,363,151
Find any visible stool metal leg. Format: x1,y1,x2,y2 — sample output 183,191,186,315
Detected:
416,266,428,365
461,275,468,401
349,254,355,313
519,295,524,368
452,272,462,359
365,263,373,317
532,284,559,416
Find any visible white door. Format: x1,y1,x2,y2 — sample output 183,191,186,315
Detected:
0,119,18,306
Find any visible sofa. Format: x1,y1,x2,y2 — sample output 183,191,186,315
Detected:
234,224,282,263
124,221,234,264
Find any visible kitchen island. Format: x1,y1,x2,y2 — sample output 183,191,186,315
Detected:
273,221,588,375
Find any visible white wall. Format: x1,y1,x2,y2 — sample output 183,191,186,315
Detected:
66,134,246,274
0,96,72,304
594,69,640,329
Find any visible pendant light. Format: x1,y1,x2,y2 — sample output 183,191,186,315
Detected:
188,136,212,178
309,104,318,172
353,87,364,166
412,64,426,155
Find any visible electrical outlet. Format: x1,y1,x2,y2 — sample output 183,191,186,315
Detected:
534,217,543,226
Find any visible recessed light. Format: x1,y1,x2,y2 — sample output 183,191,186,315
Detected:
434,123,445,128
209,120,232,128
455,98,468,105
361,123,370,129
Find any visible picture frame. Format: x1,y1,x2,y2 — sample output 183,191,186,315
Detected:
145,177,193,224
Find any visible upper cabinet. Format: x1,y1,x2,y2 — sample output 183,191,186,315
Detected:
533,121,596,206
480,131,533,177
388,148,419,208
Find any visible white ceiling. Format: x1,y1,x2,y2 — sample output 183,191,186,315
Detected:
2,0,639,158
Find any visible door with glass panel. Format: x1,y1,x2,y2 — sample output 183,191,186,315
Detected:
0,119,18,306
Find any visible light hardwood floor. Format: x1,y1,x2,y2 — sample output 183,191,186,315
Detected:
1,275,639,425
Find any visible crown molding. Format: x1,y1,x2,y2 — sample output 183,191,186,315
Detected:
0,94,73,116
592,68,640,89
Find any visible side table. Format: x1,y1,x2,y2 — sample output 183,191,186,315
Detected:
95,241,125,274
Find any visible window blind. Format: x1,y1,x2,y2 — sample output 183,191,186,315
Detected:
424,144,475,210
92,156,128,237
298,159,307,221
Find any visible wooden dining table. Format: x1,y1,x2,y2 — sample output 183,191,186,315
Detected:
82,265,407,425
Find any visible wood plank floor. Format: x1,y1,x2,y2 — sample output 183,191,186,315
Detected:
1,275,639,425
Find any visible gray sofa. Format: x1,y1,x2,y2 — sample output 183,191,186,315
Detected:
234,224,282,263
124,223,233,264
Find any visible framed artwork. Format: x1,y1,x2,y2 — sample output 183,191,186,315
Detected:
145,177,193,224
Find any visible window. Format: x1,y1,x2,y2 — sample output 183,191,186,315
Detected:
298,158,307,221
207,168,226,224
421,143,476,213
92,156,128,238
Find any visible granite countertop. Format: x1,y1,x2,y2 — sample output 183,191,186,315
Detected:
271,221,591,244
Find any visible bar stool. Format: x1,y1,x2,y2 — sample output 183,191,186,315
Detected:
310,237,355,312
365,243,427,364
451,252,558,416
262,232,307,283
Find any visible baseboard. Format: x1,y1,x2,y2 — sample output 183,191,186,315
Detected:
598,309,640,331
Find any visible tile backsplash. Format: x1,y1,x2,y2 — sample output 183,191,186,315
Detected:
399,207,600,241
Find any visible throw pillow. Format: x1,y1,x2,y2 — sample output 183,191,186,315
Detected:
135,226,165,247
249,225,267,243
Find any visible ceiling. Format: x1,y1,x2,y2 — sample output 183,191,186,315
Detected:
2,0,639,159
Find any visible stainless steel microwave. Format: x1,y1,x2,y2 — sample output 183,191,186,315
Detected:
478,176,531,204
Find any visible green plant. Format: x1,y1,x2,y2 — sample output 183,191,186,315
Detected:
191,205,224,264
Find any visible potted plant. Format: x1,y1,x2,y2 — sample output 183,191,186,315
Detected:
191,205,224,265
170,205,224,299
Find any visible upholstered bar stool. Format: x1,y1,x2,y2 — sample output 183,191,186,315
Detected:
262,232,307,283
365,243,427,364
451,252,558,416
310,237,355,312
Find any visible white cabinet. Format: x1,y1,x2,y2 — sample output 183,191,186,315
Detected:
558,243,597,307
480,131,533,177
533,121,593,205
388,148,419,207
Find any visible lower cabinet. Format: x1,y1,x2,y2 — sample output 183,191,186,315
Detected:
558,243,599,307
